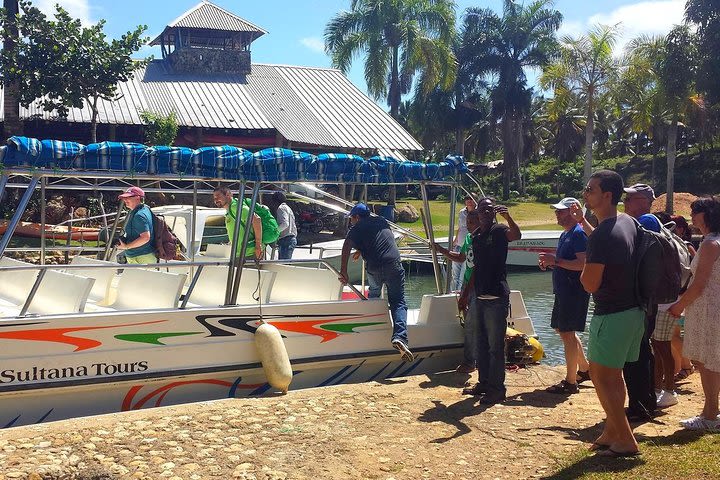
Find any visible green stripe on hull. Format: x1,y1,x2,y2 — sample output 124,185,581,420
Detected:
319,322,385,333
115,332,202,345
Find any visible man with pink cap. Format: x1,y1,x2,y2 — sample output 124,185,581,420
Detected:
117,187,156,264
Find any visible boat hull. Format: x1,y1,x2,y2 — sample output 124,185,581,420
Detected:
0,299,464,428
0,220,100,242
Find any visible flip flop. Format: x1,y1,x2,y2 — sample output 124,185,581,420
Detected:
596,448,641,458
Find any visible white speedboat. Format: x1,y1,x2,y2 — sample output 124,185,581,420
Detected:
0,137,539,428
507,230,562,267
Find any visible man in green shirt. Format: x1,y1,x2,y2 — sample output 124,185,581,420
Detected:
213,187,263,259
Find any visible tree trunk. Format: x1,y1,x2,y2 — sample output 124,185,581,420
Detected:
514,110,524,194
2,0,23,137
455,127,465,156
501,113,513,200
583,93,594,183
387,46,400,205
666,113,678,214
90,97,100,143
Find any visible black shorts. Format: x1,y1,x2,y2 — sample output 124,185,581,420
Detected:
550,292,590,332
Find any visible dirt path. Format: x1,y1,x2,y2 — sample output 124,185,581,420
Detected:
0,366,706,479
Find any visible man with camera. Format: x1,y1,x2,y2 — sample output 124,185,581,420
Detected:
460,198,521,404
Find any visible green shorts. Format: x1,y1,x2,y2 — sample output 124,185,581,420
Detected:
588,308,645,369
125,252,158,264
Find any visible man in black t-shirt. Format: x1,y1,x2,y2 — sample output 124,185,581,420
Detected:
338,203,413,363
577,170,644,457
459,198,521,404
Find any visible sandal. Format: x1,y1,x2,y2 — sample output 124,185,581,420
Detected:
546,380,579,394
576,370,591,383
674,366,695,381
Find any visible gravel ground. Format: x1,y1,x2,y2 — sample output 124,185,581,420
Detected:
0,365,707,480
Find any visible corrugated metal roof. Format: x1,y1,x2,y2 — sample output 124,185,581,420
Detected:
0,61,423,151
150,1,267,45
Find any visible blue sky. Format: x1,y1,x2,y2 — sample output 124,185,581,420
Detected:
37,0,686,103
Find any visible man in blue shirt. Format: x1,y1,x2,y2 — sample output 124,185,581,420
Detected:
622,183,661,418
117,187,156,264
539,197,591,394
338,203,413,363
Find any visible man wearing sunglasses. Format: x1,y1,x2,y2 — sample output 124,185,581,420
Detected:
578,170,645,457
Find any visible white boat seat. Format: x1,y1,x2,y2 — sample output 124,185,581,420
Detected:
1,270,95,317
0,257,40,306
184,266,275,307
67,256,118,305
204,243,231,258
263,264,342,303
108,269,187,310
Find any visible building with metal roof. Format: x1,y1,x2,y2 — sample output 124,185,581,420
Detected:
0,1,422,156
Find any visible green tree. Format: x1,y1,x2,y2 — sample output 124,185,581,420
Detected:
541,24,620,182
1,0,147,143
1,0,22,136
140,111,179,146
464,1,562,198
686,0,720,104
324,0,456,120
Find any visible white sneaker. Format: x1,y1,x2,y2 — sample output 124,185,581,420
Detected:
656,390,679,408
681,415,720,432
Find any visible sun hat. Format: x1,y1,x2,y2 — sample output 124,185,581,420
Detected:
551,197,581,210
118,186,145,199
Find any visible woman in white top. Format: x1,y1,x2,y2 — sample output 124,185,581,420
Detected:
669,196,720,432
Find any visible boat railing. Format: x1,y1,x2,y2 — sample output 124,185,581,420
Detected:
0,256,367,318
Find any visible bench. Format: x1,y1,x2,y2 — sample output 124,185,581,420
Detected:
105,269,187,311
67,256,118,305
184,266,276,307
0,257,39,307
262,263,342,303
1,268,95,317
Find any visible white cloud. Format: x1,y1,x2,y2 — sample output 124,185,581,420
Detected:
35,0,92,25
300,37,325,54
563,0,685,54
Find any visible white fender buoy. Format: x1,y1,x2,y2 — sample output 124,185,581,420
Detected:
254,322,293,394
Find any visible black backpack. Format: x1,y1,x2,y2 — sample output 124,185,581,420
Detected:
633,219,683,311
150,211,179,261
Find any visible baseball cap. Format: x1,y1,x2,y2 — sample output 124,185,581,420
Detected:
348,203,371,217
623,183,655,201
118,186,145,199
551,197,581,210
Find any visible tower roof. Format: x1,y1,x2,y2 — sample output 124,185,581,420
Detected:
150,1,267,46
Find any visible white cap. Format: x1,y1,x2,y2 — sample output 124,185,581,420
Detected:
551,197,581,210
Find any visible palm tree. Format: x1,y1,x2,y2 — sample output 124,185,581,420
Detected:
541,24,620,182
2,0,22,136
324,0,456,120
464,1,562,198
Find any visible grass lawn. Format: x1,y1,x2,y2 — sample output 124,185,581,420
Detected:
394,198,561,238
549,433,720,479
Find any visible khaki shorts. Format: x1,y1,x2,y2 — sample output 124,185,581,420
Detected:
588,308,645,369
652,310,678,342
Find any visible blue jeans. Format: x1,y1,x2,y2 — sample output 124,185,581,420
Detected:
462,296,478,367
451,245,465,292
277,235,297,260
367,259,408,345
475,297,509,396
